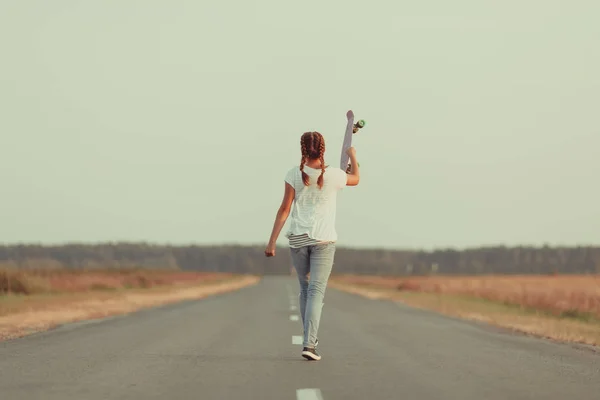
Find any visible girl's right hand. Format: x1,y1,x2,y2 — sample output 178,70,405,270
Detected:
265,242,276,257
346,146,356,158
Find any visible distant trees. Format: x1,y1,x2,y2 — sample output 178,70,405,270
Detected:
0,243,598,276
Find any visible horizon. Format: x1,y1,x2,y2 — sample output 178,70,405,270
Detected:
1,240,598,253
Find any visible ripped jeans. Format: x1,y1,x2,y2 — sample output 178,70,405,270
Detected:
290,242,336,348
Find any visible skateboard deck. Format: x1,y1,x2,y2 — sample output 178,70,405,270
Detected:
339,110,365,173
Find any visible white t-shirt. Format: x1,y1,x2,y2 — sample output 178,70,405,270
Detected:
284,165,347,242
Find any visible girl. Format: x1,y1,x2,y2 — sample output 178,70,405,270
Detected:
265,131,360,361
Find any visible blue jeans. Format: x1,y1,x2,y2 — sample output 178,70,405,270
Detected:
290,242,336,348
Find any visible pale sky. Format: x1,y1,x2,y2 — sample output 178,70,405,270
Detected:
1,1,598,250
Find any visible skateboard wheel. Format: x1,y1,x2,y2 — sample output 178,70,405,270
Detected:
355,120,366,128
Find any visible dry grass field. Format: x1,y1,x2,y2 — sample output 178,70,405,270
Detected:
0,267,234,296
331,274,600,320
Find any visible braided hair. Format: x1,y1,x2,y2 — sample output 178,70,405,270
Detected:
300,131,326,189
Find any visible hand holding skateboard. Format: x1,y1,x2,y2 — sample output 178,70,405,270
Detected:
345,146,359,173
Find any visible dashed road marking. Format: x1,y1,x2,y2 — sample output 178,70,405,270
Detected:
297,388,324,400
292,335,303,345
290,315,299,321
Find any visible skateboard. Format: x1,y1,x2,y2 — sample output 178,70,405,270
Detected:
339,110,366,173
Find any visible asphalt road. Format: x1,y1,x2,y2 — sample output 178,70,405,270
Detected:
1,276,599,400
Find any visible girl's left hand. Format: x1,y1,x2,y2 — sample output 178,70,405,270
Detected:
265,242,276,257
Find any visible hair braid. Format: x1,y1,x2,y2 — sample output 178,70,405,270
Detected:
317,137,325,189
300,135,310,186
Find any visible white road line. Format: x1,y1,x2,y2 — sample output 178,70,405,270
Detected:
290,315,299,321
297,388,324,400
290,305,297,311
292,335,303,345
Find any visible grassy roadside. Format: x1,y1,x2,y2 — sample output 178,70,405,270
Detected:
0,272,259,341
328,279,600,347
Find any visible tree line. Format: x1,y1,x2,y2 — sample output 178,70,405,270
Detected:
0,243,599,275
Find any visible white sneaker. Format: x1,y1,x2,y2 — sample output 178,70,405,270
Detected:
302,347,321,361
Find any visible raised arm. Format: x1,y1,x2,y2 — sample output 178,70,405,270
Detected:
346,147,360,186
